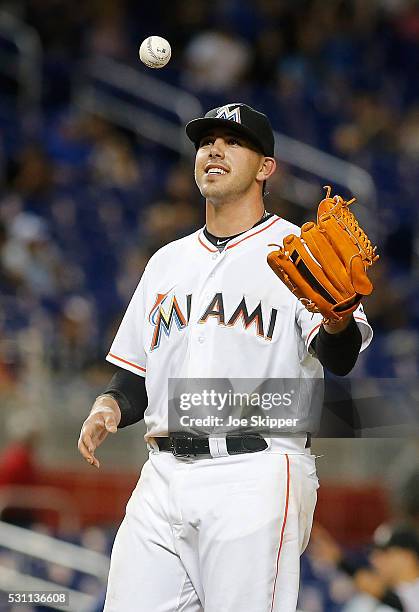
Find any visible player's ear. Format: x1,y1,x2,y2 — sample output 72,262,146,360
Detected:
257,157,276,182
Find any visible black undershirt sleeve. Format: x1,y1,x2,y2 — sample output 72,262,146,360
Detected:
102,368,148,428
310,317,362,376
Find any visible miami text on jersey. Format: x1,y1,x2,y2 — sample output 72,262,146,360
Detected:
149,291,278,350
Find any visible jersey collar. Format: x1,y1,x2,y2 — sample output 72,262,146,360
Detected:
197,215,281,253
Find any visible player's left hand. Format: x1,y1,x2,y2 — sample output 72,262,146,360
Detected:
267,186,379,324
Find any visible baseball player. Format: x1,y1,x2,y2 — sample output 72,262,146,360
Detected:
78,103,374,611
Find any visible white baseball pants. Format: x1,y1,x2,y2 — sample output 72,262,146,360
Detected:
104,447,318,612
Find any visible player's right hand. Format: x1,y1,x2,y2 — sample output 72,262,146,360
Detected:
78,395,121,468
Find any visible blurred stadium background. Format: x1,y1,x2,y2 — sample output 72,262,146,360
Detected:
0,0,418,610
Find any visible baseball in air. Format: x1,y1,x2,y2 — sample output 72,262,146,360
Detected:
139,36,171,69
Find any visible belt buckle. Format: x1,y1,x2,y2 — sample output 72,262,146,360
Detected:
171,435,194,457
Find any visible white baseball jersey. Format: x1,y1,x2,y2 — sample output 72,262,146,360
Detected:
106,214,372,447
104,214,374,612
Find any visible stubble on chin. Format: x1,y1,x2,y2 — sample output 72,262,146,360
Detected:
198,175,224,199
200,182,232,205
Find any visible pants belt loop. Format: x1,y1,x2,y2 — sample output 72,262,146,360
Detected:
209,436,229,458
148,438,159,452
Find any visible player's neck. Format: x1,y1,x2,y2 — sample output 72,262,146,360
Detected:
205,197,265,237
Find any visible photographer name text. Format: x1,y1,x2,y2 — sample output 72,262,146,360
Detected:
179,415,299,428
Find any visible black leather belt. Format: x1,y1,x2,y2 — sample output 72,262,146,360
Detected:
156,434,268,457
155,434,311,457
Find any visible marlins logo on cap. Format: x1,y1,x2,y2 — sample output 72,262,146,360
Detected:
185,102,275,157
215,104,242,124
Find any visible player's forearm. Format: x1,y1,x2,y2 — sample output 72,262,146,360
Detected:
311,316,362,376
102,368,148,428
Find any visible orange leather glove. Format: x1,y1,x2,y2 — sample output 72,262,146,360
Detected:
267,186,379,323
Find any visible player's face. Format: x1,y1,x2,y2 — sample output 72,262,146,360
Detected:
194,129,265,203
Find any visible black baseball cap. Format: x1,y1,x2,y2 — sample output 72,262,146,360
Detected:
373,524,419,557
185,103,275,157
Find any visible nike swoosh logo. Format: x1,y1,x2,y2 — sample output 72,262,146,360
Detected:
216,238,230,245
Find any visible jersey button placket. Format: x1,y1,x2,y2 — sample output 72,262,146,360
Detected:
205,249,223,292
187,249,224,375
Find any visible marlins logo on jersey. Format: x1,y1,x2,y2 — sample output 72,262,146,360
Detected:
149,291,278,351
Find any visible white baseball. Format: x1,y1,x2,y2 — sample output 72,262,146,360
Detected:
139,36,171,69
